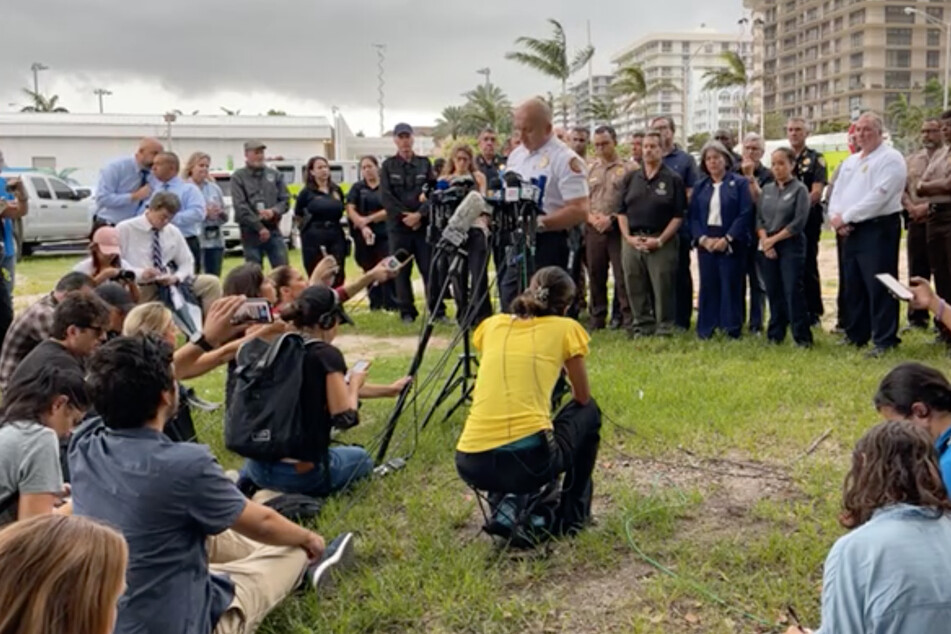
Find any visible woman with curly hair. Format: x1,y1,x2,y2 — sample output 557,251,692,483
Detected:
786,420,951,633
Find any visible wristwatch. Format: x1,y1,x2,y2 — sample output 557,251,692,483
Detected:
190,334,214,352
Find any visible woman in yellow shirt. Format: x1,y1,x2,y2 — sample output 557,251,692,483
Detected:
455,266,601,537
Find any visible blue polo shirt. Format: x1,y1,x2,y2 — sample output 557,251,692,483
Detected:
69,419,248,634
936,427,951,488
662,148,698,236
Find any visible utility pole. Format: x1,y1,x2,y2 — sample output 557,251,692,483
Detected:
94,88,112,114
476,67,491,88
30,62,49,96
373,44,387,136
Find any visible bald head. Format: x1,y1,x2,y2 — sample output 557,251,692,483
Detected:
136,137,164,169
514,98,554,151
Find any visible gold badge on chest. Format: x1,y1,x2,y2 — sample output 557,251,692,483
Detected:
538,156,550,169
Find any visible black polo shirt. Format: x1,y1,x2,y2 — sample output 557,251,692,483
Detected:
474,154,505,186
618,164,687,234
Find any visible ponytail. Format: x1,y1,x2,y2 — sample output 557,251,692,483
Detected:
509,266,575,318
874,362,951,416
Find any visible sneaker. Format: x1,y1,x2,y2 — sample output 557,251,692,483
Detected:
184,390,221,412
400,314,416,324
308,532,355,592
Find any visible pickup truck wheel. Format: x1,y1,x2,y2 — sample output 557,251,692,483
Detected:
20,243,35,257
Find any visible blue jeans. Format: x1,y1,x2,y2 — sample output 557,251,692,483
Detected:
243,446,374,497
241,230,288,269
202,248,224,277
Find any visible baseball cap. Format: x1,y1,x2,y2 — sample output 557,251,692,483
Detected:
393,123,414,136
92,226,121,256
298,284,355,326
244,140,267,152
95,282,136,314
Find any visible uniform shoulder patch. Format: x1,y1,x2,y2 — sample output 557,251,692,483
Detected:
569,157,585,174
817,156,826,167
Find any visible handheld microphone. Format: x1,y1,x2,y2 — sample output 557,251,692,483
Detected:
439,191,491,249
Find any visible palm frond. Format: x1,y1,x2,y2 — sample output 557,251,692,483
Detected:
504,51,564,80
569,46,595,74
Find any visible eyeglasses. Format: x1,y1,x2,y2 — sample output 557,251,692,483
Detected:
81,325,104,336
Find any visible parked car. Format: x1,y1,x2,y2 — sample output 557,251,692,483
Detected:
0,170,93,254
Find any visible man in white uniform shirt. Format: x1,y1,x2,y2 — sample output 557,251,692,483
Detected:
501,98,589,310
828,112,907,356
117,192,221,317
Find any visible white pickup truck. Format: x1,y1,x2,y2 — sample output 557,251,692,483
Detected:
1,171,94,254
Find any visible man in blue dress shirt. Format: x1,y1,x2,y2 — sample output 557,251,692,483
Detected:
93,137,164,227
148,152,205,272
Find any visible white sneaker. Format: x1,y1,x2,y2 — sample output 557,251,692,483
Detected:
308,532,355,592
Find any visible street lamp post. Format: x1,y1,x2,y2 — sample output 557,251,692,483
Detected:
476,67,491,88
906,6,950,110
30,62,48,96
93,88,112,114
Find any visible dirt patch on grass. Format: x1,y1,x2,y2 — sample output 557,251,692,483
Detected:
332,333,448,358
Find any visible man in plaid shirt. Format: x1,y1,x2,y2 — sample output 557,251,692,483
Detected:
0,272,93,391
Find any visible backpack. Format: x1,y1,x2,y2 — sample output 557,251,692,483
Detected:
225,333,323,463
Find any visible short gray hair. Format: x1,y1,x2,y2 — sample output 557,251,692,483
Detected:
742,132,765,150
786,117,811,133
858,111,884,133
699,140,734,174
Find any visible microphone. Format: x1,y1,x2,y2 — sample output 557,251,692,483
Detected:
439,191,491,249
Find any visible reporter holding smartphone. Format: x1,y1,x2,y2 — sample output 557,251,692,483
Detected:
0,164,27,345
241,286,411,496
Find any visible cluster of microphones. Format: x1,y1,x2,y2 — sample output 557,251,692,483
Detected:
432,172,548,251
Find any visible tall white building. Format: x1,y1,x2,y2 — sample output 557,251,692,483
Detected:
609,28,753,141
568,75,615,130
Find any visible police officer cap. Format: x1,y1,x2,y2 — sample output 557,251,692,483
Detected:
393,123,414,136
244,139,267,151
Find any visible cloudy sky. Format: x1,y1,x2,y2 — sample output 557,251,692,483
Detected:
4,1,744,134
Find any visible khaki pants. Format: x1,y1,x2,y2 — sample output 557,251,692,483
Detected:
208,530,309,634
138,274,223,314
621,235,679,335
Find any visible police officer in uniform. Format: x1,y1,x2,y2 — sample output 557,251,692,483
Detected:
500,98,590,311
380,123,444,323
474,127,508,299
787,117,829,326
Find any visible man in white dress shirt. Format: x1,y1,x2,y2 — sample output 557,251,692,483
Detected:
828,112,907,356
116,192,221,315
501,98,590,310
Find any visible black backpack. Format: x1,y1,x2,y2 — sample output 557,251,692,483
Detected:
225,333,323,462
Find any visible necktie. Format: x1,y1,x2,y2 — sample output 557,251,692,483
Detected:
163,182,170,191
151,229,165,273
136,169,151,213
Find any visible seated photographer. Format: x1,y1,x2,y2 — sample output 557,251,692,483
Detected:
0,366,89,526
439,143,493,326
116,191,222,315
875,362,951,486
73,226,139,296
0,271,94,391
0,515,128,634
784,420,951,634
95,281,137,339
269,255,399,314
455,266,601,537
241,285,410,497
69,336,354,634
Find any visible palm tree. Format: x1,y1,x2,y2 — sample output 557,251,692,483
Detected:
434,106,469,141
462,84,512,133
701,51,756,137
20,88,68,113
611,64,677,124
885,94,924,153
584,97,618,125
266,109,287,116
220,106,241,116
505,19,594,128
923,78,950,114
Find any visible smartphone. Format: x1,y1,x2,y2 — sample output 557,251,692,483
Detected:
230,298,274,325
350,359,371,374
875,273,913,301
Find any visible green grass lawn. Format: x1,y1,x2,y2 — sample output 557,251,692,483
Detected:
14,253,946,633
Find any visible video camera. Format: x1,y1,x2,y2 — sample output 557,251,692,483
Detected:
425,175,479,244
